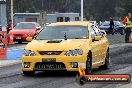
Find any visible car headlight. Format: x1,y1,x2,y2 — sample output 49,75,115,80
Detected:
65,49,83,56
25,34,31,36
23,49,36,56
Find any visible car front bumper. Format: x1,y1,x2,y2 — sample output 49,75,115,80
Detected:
22,55,87,72
13,36,33,42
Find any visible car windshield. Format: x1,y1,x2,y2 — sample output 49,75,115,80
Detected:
36,26,88,40
14,23,36,29
101,22,110,26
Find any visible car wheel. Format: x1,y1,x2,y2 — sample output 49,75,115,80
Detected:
76,76,87,85
100,49,110,69
120,29,124,35
114,29,117,34
85,53,92,74
120,33,124,35
23,71,35,76
114,32,117,34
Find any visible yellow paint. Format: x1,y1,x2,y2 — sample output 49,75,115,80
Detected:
22,21,109,72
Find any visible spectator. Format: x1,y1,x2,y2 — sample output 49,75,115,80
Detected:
125,17,132,43
109,17,114,35
123,13,131,25
6,20,12,34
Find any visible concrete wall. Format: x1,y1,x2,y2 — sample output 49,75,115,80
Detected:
14,13,40,26
57,13,80,21
46,14,57,23
14,13,80,25
46,13,80,23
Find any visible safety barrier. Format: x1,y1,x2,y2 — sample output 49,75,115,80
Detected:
8,34,14,44
0,31,7,60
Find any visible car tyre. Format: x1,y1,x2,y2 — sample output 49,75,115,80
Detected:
23,71,35,76
120,33,124,35
120,29,124,35
100,49,110,69
76,76,87,85
85,53,92,74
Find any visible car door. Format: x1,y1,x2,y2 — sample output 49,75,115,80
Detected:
94,26,106,61
99,29,109,60
90,26,101,64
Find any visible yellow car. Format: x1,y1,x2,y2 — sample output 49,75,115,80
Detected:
22,22,110,75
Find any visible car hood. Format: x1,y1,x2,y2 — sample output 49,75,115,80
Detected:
100,26,109,28
115,25,124,28
25,39,89,51
9,29,36,35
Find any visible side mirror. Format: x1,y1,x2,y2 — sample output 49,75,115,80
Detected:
95,36,101,41
26,37,33,42
100,30,106,36
36,26,41,30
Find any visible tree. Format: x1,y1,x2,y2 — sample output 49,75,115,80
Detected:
6,0,132,21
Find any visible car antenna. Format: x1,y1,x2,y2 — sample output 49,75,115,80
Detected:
64,33,67,40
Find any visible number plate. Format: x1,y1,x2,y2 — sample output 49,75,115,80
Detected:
42,58,56,62
16,37,21,39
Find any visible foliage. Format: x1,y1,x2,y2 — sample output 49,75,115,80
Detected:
6,0,132,21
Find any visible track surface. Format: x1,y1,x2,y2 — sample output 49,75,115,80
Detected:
0,34,132,88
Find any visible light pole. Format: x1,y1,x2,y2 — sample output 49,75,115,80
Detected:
0,3,2,25
11,0,13,27
81,0,83,21
42,0,43,11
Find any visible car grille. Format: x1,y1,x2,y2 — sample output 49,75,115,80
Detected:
35,62,66,71
39,51,62,55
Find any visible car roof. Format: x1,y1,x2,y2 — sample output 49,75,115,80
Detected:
48,21,91,26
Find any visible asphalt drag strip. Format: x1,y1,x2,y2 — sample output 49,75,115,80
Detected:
0,43,132,88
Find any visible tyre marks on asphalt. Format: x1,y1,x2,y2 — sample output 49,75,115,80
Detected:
107,34,125,45
0,64,21,77
1,37,132,88
0,64,131,88
0,76,56,88
0,72,76,88
93,64,132,74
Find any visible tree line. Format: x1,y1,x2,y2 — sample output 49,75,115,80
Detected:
6,0,132,21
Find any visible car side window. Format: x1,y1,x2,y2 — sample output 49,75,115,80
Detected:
94,26,102,36
91,26,96,40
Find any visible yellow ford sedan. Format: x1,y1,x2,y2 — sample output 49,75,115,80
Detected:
22,22,110,75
